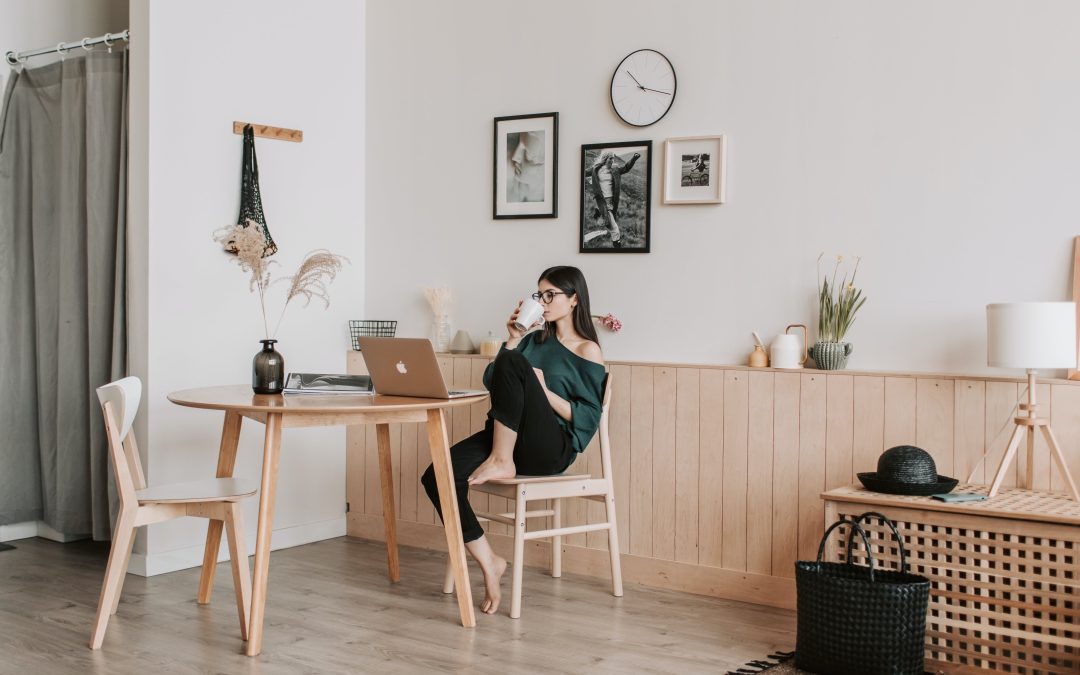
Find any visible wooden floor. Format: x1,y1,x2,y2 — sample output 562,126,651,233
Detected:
0,536,795,674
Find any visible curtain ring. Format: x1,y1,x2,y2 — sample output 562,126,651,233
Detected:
102,33,114,48
81,38,94,52
4,51,18,67
56,42,69,55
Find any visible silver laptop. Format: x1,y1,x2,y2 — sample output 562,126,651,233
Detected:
356,337,488,399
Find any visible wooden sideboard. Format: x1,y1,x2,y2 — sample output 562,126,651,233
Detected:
823,485,1079,674
344,352,1080,610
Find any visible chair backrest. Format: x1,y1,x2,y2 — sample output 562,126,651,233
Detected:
96,376,147,505
597,373,615,482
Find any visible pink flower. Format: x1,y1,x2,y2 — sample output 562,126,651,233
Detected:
593,313,622,332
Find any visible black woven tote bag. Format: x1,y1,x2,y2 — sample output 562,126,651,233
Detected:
224,124,277,257
795,512,930,675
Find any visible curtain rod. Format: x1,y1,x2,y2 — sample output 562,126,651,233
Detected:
5,29,129,67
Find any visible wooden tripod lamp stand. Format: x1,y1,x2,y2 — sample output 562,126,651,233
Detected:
987,302,1080,500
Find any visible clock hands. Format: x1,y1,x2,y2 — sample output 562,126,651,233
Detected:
626,71,671,96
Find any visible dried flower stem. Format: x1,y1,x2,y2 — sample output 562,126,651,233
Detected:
215,222,347,338
271,250,348,337
424,287,453,318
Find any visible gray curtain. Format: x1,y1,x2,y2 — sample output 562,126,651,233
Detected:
0,50,128,541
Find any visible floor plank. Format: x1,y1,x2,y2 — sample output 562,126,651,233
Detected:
0,536,796,674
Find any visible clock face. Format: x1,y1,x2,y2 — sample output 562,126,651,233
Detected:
610,49,677,127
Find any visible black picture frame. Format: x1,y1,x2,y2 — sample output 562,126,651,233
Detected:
580,140,652,253
493,112,558,219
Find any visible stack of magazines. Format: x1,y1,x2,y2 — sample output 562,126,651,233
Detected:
283,373,374,395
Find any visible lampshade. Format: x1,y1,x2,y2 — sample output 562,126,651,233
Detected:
987,302,1077,369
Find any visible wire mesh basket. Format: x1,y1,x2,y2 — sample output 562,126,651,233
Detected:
349,320,397,351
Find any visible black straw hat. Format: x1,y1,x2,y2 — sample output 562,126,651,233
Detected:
857,445,958,496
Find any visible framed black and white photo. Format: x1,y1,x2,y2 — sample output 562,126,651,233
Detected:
580,140,652,253
662,135,726,204
493,112,558,219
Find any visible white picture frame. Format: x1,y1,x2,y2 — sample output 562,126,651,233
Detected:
662,135,726,204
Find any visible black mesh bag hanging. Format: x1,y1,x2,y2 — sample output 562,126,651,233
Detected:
224,124,277,257
795,512,930,675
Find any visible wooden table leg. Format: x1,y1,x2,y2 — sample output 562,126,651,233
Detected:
198,411,243,604
246,412,283,656
425,409,475,628
376,423,400,582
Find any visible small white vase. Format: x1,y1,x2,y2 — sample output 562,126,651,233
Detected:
431,315,451,353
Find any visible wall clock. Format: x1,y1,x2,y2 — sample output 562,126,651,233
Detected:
610,49,677,127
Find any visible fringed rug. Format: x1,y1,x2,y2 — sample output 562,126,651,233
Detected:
725,651,796,674
727,652,936,675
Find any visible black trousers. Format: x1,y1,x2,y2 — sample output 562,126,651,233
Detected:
421,349,575,542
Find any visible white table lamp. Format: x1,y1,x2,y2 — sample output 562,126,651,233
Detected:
986,302,1079,499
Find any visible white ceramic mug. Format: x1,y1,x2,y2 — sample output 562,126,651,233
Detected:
514,298,545,331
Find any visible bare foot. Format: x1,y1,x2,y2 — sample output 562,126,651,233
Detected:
468,458,516,485
480,555,508,615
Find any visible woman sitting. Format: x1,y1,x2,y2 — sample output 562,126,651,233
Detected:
420,265,606,615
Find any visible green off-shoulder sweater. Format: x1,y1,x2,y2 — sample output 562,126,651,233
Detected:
483,332,607,453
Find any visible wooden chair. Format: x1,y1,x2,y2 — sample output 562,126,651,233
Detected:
443,375,623,618
90,376,256,649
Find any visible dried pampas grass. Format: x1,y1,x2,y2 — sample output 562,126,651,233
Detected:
424,286,453,318
214,222,348,338
272,250,347,337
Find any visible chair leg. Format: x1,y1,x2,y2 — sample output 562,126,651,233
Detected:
89,509,137,649
551,498,562,578
442,557,455,594
110,534,136,616
510,494,527,619
197,519,224,605
604,490,623,597
224,502,252,641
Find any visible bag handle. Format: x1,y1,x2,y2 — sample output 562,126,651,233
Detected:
244,124,259,180
843,511,909,574
814,518,875,583
239,125,256,224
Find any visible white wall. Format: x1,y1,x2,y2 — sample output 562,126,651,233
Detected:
366,0,1080,375
128,0,365,574
0,0,128,543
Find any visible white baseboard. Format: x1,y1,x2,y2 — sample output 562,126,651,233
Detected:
0,521,38,542
0,521,88,543
128,517,347,577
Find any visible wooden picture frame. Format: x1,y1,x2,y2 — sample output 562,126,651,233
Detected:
580,140,652,253
493,112,558,219
662,135,726,204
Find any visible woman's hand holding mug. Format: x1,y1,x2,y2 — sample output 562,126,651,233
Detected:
507,300,527,340
507,298,545,341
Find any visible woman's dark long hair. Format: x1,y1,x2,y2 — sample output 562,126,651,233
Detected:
534,266,600,345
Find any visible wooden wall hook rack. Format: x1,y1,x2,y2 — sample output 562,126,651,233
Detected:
232,121,303,143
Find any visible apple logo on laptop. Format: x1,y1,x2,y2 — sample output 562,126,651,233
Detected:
396,361,408,374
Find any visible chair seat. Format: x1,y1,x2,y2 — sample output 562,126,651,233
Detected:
485,473,591,485
137,477,257,504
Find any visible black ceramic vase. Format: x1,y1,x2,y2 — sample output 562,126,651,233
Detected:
252,339,284,394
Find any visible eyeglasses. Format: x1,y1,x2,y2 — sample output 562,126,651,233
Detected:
531,290,571,304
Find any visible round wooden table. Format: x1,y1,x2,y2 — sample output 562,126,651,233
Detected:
168,385,488,656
